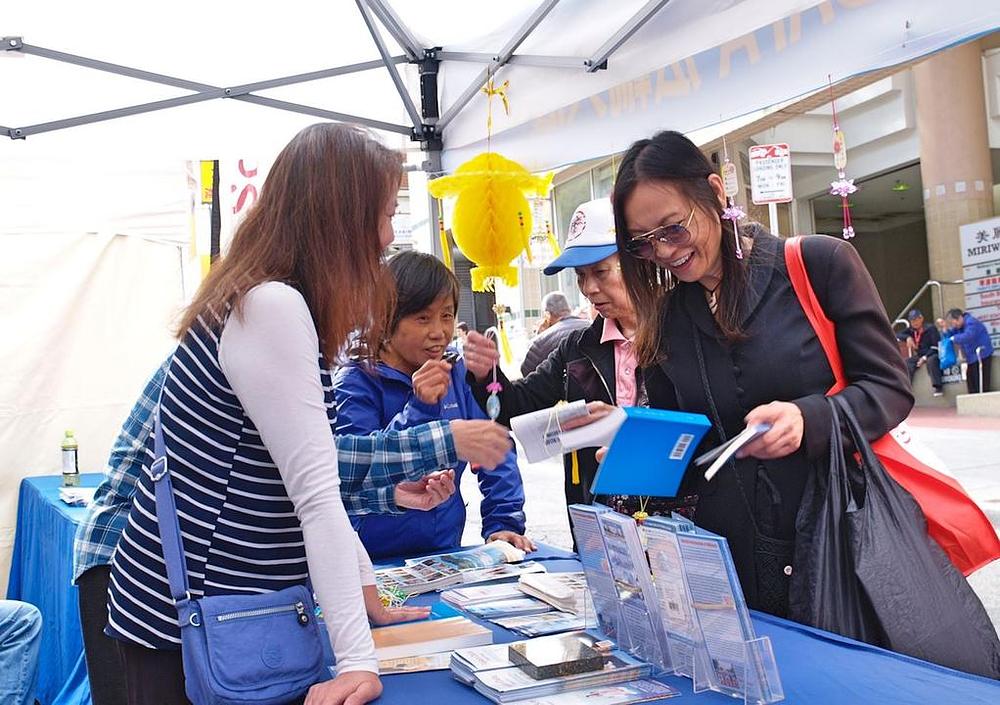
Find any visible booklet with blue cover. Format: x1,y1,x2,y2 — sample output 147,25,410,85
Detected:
589,407,711,497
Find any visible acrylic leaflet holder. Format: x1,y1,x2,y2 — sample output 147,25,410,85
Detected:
570,505,784,704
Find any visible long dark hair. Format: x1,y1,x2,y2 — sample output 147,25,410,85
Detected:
612,130,750,366
176,123,401,365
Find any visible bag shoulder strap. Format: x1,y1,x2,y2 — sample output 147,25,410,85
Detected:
784,236,848,394
149,369,192,604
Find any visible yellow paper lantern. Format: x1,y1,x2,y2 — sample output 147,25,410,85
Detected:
429,152,552,291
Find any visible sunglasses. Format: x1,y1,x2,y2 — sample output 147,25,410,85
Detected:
624,207,696,260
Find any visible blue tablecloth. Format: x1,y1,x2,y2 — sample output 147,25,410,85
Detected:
377,545,1000,705
6,474,102,705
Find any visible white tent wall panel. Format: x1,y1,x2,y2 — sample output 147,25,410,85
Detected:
0,232,183,592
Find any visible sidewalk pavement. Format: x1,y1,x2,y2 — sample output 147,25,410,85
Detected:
462,407,1000,633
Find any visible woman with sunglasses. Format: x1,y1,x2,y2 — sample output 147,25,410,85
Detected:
613,130,912,621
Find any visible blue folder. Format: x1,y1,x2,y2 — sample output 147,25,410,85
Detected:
589,407,711,497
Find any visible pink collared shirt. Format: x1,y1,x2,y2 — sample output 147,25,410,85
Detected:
601,317,638,407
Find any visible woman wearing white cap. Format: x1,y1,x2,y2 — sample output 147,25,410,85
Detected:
463,198,681,521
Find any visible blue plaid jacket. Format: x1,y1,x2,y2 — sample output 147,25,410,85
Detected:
72,358,457,581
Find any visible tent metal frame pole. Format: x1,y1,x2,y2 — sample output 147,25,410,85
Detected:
585,0,672,72
2,37,411,138
365,0,424,62
436,0,561,132
355,0,423,129
435,51,593,70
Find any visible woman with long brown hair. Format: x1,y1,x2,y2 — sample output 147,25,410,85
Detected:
105,123,512,705
612,130,912,622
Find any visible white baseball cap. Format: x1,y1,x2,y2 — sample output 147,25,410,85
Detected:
543,198,618,275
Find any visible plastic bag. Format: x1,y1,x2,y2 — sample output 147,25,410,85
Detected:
938,336,957,370
789,396,1000,678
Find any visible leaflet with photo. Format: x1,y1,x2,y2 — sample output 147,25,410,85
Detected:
443,583,526,608
675,531,758,698
492,610,588,637
473,652,651,704
465,597,553,620
568,504,623,642
596,511,671,672
643,516,700,678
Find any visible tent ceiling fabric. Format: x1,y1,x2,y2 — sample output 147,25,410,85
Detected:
2,0,999,169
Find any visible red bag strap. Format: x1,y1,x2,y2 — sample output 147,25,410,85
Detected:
784,236,848,394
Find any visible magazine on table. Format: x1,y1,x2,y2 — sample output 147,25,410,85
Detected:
472,651,651,704
501,679,679,705
465,597,553,620
568,504,624,642
518,572,589,614
492,611,589,637
376,541,541,595
642,515,700,678
443,583,526,608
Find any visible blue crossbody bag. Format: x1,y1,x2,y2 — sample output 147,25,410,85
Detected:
150,406,327,705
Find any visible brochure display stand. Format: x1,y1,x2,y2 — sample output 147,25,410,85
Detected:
570,506,785,704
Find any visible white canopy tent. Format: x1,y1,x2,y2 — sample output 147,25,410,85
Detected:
2,0,998,585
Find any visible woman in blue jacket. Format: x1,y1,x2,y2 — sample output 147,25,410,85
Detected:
334,251,531,559
944,308,994,393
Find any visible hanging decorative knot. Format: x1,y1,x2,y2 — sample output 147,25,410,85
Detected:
828,76,857,240
829,177,857,198
481,79,510,136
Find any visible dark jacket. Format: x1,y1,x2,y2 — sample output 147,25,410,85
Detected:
470,316,628,509
899,323,940,358
334,356,526,559
520,316,592,377
646,231,912,617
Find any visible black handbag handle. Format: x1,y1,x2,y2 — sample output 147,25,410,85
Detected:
831,395,882,474
826,396,858,514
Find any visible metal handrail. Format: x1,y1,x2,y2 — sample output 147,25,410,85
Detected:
891,279,964,332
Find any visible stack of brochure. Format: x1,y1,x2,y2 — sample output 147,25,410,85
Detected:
372,615,493,660
491,611,588,637
518,572,588,613
465,597,552,620
376,542,545,595
463,652,652,703
443,583,525,609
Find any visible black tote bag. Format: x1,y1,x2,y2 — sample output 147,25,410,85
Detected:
790,395,1000,678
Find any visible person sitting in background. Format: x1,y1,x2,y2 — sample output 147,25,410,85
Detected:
944,308,994,393
521,292,591,377
0,600,42,705
334,250,531,559
898,309,943,396
74,358,471,705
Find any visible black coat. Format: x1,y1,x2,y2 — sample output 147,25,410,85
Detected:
647,231,913,617
469,316,623,508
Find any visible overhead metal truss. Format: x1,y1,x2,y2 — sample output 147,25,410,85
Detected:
2,0,675,151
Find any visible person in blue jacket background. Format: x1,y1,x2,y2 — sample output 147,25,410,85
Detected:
334,250,531,559
944,307,994,393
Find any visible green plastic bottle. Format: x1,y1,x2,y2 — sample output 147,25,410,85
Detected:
62,430,80,487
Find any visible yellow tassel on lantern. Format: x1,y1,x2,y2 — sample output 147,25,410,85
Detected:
437,202,453,271
545,220,561,258
429,152,552,292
